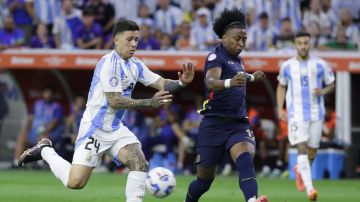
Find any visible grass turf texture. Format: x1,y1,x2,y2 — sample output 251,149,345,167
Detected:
0,170,359,202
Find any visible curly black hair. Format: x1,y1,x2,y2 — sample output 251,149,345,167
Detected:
213,8,246,39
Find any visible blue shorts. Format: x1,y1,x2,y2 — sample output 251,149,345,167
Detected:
195,116,255,167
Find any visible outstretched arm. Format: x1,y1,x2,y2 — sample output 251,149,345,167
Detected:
148,62,196,92
105,91,172,110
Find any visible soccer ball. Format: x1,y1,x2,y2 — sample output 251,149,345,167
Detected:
145,167,176,198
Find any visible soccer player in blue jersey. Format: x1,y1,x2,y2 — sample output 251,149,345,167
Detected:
18,19,195,202
277,32,335,201
184,9,268,202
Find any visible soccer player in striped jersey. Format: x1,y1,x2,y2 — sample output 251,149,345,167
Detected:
276,32,335,201
18,19,195,202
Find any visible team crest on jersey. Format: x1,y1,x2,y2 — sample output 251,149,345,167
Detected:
109,76,119,87
208,53,216,61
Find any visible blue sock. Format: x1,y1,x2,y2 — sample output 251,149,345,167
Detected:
236,152,258,201
185,178,213,202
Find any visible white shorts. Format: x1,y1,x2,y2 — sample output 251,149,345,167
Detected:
287,119,323,148
72,121,140,167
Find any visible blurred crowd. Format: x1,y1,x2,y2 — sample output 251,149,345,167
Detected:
6,86,339,177
0,0,359,51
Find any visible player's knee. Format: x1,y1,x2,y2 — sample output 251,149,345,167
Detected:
67,178,86,189
128,159,149,172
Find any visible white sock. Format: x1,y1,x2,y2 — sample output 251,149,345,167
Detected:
41,147,71,187
297,155,314,194
125,171,147,202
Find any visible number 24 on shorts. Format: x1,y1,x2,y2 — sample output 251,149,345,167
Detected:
85,137,100,153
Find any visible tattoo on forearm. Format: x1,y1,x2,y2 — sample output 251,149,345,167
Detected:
106,92,158,109
164,79,183,92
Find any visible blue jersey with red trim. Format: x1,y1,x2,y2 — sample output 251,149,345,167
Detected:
199,44,248,119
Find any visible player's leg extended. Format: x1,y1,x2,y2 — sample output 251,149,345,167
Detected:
230,141,267,202
18,138,93,189
296,142,317,200
185,165,216,202
117,143,148,202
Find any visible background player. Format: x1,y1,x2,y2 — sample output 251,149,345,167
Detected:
276,32,335,201
185,9,268,202
18,19,195,202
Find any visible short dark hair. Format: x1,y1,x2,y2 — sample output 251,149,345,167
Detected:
295,31,311,39
213,8,246,39
82,7,95,16
259,12,268,20
281,17,291,23
113,18,139,37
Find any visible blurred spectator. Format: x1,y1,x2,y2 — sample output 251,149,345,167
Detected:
135,3,154,28
137,24,160,50
108,0,139,22
247,12,278,51
183,0,204,23
103,32,114,50
182,96,203,174
6,0,33,44
142,0,157,14
0,15,25,50
272,17,295,50
67,94,86,144
320,0,338,36
306,20,328,49
332,0,360,20
303,0,332,35
0,1,10,28
25,0,61,34
275,110,289,178
277,0,301,31
143,104,187,172
190,7,218,50
321,107,336,145
246,0,277,27
319,25,358,50
123,110,150,145
29,23,56,48
52,0,82,49
74,0,89,9
154,0,184,37
85,0,115,35
334,8,359,48
159,33,176,50
13,86,64,167
0,81,9,137
75,8,103,49
175,21,191,50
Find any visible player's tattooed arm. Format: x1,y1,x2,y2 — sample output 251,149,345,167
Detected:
148,62,195,92
105,91,172,109
149,77,184,92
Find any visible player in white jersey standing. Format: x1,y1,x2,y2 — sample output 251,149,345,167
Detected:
18,19,195,202
276,32,335,201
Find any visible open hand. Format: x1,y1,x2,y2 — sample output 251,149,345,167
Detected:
178,62,196,85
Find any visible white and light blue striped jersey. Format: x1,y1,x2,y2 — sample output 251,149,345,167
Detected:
82,50,161,132
26,0,62,25
278,56,335,121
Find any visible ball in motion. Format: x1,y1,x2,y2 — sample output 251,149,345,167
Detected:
145,167,176,198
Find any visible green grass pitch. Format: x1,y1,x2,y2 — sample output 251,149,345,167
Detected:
0,170,359,202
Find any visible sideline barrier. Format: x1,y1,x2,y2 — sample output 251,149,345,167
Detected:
0,49,360,72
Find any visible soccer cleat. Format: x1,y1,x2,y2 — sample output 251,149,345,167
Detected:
256,195,269,202
18,138,52,167
294,165,305,192
308,189,318,201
